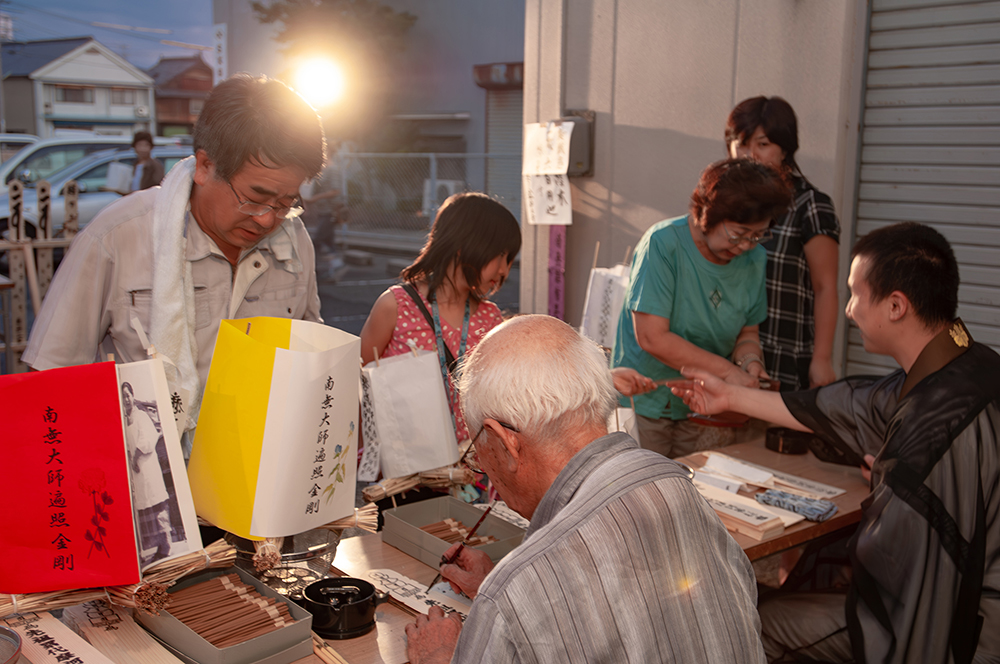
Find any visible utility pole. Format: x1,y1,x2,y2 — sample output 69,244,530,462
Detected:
0,3,8,134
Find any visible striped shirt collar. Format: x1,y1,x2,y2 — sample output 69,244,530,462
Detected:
527,432,639,537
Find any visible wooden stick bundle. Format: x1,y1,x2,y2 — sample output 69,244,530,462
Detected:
110,539,237,614
312,632,350,664
0,539,238,618
168,573,295,648
362,474,420,502
420,519,497,546
0,587,106,620
252,537,284,572
418,466,475,489
317,503,379,534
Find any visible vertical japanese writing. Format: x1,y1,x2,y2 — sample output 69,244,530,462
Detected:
171,392,184,415
548,226,567,319
43,406,73,571
306,376,336,515
4,614,86,663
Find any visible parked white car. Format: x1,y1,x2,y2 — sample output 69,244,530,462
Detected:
0,134,39,165
0,146,192,238
0,134,182,187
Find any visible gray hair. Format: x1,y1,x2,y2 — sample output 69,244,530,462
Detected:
193,73,326,181
459,315,617,442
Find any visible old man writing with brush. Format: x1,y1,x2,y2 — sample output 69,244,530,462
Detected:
669,222,1000,663
404,314,765,664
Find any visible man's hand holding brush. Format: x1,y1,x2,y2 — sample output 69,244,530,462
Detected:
438,542,494,599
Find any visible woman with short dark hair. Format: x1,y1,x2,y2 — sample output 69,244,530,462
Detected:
612,158,791,458
726,95,841,391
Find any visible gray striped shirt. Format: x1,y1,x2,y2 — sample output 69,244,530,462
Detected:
451,433,765,663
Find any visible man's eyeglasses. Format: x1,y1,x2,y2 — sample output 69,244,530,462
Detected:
722,220,772,246
460,420,520,475
227,180,304,219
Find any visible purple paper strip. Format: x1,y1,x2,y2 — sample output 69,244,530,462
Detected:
548,225,566,319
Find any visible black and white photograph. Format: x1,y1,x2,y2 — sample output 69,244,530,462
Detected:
117,359,203,571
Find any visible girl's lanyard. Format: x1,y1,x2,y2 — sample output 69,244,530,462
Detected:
431,297,470,431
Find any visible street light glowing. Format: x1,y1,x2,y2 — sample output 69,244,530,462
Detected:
295,58,346,108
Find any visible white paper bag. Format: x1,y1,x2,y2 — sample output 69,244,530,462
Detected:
362,350,459,479
580,264,629,349
106,161,133,194
608,406,638,441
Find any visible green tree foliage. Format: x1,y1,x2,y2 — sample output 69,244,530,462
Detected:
253,0,417,143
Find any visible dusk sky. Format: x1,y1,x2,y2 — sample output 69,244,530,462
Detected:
5,0,215,69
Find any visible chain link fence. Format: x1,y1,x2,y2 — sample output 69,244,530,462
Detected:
310,152,521,250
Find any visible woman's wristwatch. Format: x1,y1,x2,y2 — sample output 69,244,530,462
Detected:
735,352,765,372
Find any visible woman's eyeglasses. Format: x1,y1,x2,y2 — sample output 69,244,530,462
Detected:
460,419,520,475
722,220,772,246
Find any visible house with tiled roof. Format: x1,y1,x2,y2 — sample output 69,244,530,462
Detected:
146,55,212,137
0,36,155,137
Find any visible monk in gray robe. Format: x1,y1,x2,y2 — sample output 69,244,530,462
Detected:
671,222,1000,664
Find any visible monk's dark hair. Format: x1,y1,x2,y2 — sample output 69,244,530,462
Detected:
690,158,791,232
852,222,959,327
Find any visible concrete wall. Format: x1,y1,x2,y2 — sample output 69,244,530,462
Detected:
522,0,868,371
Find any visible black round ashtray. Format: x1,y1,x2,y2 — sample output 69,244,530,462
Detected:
765,427,812,455
303,577,387,639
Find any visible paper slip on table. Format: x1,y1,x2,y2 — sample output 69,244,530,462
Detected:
677,438,870,561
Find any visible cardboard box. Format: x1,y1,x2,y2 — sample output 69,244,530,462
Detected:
383,496,525,568
136,566,312,664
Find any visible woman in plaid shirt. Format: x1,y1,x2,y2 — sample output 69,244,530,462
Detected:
726,96,841,391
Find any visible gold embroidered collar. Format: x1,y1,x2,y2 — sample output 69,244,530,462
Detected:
899,318,972,400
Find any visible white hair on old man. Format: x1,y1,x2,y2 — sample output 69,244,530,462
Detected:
458,315,617,441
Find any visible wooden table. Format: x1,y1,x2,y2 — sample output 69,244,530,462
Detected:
292,534,437,664
295,438,871,663
678,438,870,560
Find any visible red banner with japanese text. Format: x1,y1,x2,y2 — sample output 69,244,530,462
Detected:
0,362,140,593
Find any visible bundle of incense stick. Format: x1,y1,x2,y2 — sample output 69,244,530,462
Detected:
253,537,284,572
362,474,420,502
109,539,238,614
312,632,350,664
317,503,379,534
0,540,237,618
419,466,475,489
168,573,295,648
0,587,106,620
420,519,498,546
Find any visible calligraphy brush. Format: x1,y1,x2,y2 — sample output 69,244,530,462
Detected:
426,499,496,592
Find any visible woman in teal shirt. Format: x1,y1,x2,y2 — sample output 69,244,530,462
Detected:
613,159,791,458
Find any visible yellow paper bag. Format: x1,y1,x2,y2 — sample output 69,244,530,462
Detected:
188,317,360,539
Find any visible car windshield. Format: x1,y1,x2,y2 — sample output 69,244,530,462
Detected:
5,142,128,185
22,149,128,188
1,139,37,165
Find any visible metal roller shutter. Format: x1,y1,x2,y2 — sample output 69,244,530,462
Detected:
849,0,1000,375
485,88,523,220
